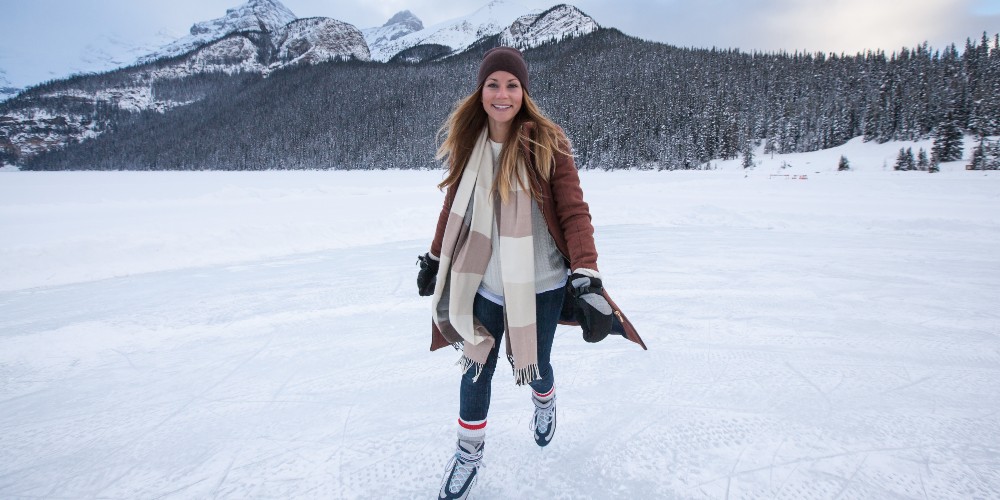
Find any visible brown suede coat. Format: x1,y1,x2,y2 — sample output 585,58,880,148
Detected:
429,125,646,351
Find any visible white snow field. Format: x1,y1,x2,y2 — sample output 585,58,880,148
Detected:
1,142,999,498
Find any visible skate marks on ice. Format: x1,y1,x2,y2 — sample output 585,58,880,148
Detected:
0,242,451,498
536,223,1000,499
2,179,1000,496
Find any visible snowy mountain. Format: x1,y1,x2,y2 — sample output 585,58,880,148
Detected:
275,17,371,65
128,0,369,72
498,4,599,49
1,0,607,165
138,0,297,64
362,11,425,57
367,0,535,62
367,2,599,62
0,0,370,165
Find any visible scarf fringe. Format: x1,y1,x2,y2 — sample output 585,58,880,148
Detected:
513,363,540,386
457,354,539,386
457,354,485,383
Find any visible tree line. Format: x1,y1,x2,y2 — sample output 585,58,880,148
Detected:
18,29,1000,171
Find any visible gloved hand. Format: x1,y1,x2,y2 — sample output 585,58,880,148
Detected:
416,253,439,296
569,272,614,343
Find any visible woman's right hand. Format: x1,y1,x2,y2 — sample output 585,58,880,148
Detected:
416,253,439,296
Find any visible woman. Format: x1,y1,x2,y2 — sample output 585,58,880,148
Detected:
416,47,645,499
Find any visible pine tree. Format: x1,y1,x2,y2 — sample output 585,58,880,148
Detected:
764,137,777,157
917,148,929,169
741,139,754,169
838,155,850,171
895,147,909,170
905,147,916,170
968,137,986,169
985,138,1000,170
931,114,964,164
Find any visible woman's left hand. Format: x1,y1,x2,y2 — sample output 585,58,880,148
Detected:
568,273,613,342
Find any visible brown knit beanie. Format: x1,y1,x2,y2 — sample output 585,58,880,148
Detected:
477,47,529,93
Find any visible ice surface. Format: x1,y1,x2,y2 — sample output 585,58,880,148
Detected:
1,145,999,497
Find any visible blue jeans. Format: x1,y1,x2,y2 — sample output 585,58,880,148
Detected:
459,287,564,422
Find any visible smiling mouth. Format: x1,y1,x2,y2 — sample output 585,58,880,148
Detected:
492,105,512,111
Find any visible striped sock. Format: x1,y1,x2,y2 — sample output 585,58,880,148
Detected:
457,418,487,442
532,386,555,404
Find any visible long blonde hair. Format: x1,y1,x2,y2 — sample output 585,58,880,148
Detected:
436,84,571,202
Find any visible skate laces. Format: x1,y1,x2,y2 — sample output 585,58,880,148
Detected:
449,446,483,492
530,397,556,434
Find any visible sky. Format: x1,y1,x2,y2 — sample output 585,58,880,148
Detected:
1,0,999,88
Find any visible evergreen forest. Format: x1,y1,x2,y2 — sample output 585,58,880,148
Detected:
14,29,1000,171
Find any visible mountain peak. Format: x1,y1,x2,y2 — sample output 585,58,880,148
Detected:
499,3,599,49
363,10,425,56
140,0,297,63
189,0,297,36
384,10,423,31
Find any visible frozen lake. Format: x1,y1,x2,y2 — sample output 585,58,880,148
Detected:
1,159,999,497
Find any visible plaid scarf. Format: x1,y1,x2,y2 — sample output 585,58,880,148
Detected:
431,128,539,386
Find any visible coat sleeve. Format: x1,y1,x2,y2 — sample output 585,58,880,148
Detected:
429,183,457,259
549,137,599,272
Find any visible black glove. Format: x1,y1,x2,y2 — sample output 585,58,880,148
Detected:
416,253,439,296
569,273,614,343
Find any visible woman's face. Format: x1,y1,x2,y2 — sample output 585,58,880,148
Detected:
481,70,523,139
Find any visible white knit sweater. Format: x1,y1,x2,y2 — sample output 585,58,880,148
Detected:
477,140,568,305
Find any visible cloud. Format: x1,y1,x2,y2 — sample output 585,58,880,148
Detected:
573,0,1000,53
757,0,970,53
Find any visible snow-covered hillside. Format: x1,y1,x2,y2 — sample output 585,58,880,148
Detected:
710,135,982,175
1,150,998,497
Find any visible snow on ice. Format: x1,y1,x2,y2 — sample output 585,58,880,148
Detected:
1,140,999,498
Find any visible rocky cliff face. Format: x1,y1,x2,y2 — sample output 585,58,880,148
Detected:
138,0,297,64
0,112,99,165
499,4,599,49
276,18,371,65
